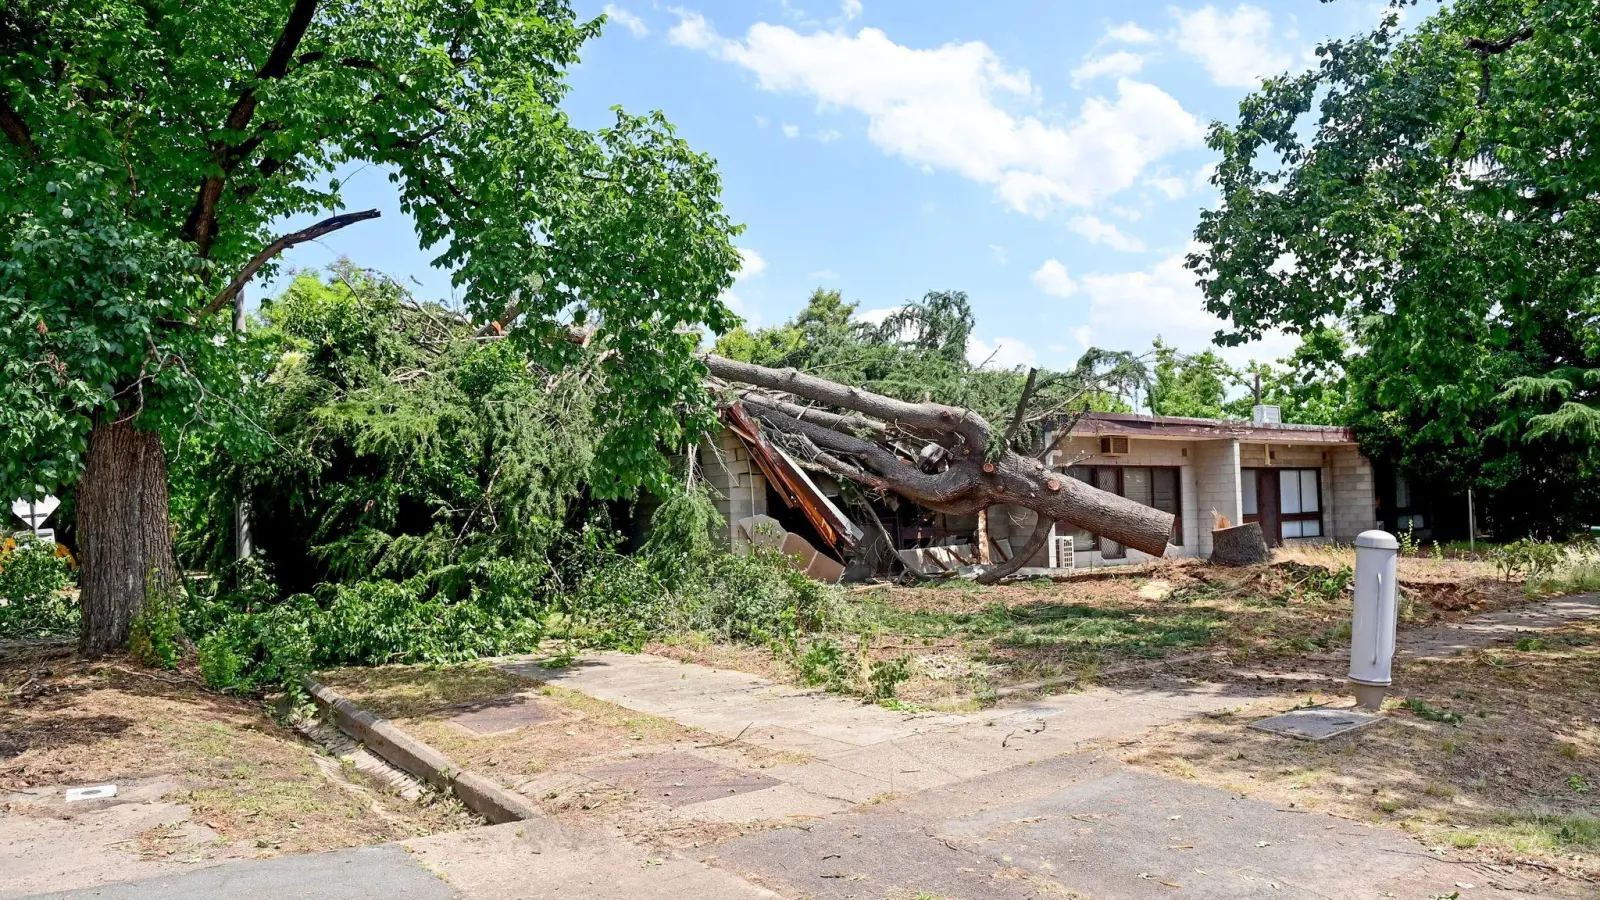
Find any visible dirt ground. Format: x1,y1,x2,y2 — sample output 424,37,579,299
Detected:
318,662,801,850
651,547,1531,708
0,644,473,864
1104,617,1600,891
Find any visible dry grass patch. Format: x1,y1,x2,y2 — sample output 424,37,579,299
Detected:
0,648,471,858
1107,620,1600,890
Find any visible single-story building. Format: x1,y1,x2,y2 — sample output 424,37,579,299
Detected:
698,406,1378,573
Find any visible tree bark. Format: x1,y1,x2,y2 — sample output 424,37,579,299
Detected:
732,390,1174,557
77,417,178,656
975,517,1051,585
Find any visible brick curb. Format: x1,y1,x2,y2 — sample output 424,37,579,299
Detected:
302,676,541,824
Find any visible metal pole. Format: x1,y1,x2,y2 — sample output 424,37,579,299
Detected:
1467,489,1475,553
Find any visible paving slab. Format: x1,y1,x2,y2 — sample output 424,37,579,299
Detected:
20,845,453,900
715,752,1531,899
583,751,781,808
403,820,778,899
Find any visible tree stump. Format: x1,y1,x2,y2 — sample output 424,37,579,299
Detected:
1210,522,1269,566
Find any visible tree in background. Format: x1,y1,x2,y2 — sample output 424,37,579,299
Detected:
1146,338,1231,419
0,0,740,652
1190,0,1600,536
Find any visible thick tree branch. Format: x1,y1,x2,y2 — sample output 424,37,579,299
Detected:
198,209,380,320
1465,27,1533,55
738,391,889,439
974,516,1053,585
182,0,321,256
0,92,38,161
703,353,990,455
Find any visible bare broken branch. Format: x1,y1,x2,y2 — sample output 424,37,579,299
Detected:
199,210,381,320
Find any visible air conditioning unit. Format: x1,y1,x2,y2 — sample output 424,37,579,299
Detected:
1053,535,1076,572
1098,435,1130,455
1252,404,1282,425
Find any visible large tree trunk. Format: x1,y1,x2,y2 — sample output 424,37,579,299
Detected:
702,355,1176,561
77,417,178,656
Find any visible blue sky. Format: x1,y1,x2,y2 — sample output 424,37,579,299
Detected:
262,1,1403,370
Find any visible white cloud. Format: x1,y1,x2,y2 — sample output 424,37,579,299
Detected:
1076,244,1297,364
735,247,768,280
781,123,800,138
669,14,1204,215
1170,5,1293,88
856,305,904,326
816,128,842,142
1106,22,1159,44
1145,174,1188,200
839,0,863,21
1071,50,1144,87
1072,326,1093,349
1031,259,1079,297
989,244,1008,264
665,9,717,49
603,4,649,37
967,336,1039,370
753,114,769,128
809,268,840,280
1068,214,1146,252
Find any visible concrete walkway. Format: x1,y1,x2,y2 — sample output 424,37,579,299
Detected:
21,596,1591,899
508,653,1268,816
1399,592,1600,659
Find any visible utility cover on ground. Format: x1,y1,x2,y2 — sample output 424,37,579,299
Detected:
1247,707,1383,742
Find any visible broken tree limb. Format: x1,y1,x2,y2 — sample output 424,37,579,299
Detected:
704,354,991,455
709,352,1175,559
976,516,1052,584
200,209,381,319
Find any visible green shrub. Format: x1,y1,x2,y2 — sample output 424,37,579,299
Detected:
128,597,182,669
192,558,554,693
797,637,850,689
0,537,77,639
869,655,913,700
693,548,839,647
1491,538,1563,583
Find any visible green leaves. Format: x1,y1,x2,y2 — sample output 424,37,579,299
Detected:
1192,0,1600,535
2,0,739,502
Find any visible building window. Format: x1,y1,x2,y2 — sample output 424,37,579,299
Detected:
1278,468,1322,538
1065,465,1183,551
1242,467,1323,542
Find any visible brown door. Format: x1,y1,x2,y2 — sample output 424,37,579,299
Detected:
1257,469,1283,546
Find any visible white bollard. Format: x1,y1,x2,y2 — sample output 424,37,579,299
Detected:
1349,530,1399,710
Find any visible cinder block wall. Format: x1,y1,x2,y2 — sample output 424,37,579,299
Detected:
699,430,767,549
1192,439,1241,558
1329,446,1377,541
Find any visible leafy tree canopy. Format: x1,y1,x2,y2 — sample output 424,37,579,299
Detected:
1190,0,1600,534
0,0,740,499
174,264,602,595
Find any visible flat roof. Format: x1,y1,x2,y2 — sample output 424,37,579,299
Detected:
1063,411,1357,445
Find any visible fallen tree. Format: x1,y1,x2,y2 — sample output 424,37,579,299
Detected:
701,354,1175,583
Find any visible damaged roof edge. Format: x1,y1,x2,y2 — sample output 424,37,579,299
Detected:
720,403,865,551
1064,411,1357,444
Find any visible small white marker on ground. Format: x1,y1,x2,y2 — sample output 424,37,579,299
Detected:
64,784,117,802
